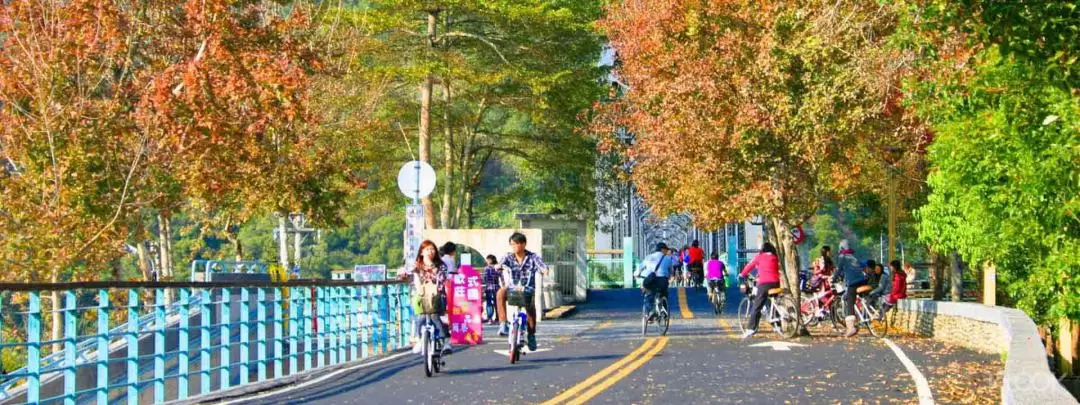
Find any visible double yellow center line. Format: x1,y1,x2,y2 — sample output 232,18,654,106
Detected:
676,287,694,319
541,337,669,405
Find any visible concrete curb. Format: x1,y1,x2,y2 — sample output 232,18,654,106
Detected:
167,349,410,405
544,305,578,320
897,300,1077,405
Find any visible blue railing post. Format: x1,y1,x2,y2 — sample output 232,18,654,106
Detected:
348,286,358,362
27,291,41,404
239,287,250,385
334,289,343,365
96,290,110,405
303,288,313,372
396,284,408,349
127,290,139,405
288,287,299,375
316,287,326,369
324,287,335,367
362,286,373,358
380,285,389,354
63,290,77,405
200,289,211,395
219,288,231,390
154,289,165,404
273,288,283,379
178,288,190,400
256,288,267,382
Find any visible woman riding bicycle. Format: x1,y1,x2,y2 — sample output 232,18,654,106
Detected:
738,242,781,339
411,240,452,354
706,252,726,295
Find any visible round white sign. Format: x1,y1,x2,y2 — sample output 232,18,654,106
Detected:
397,160,436,200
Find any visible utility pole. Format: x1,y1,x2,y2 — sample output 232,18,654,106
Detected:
276,213,317,279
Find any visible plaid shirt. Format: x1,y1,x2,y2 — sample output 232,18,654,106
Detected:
483,265,502,292
500,250,547,294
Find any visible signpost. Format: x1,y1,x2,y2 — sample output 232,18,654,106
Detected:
398,161,436,266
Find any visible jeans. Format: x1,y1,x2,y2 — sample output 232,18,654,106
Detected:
844,280,869,318
643,277,670,314
415,313,448,343
747,282,780,332
484,290,497,321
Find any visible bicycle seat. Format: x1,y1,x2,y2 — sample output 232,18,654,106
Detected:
856,285,873,294
768,287,785,296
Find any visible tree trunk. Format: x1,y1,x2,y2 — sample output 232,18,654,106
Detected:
278,215,290,273
158,214,175,302
950,251,963,302
418,11,438,229
440,82,454,229
50,272,61,353
136,242,153,281
930,251,946,300
770,217,805,334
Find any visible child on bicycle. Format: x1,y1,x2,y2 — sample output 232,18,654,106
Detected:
483,254,503,325
412,240,451,354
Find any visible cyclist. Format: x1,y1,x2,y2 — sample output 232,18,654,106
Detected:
670,250,683,286
686,240,705,288
868,262,892,308
495,232,550,351
411,240,451,354
738,242,781,339
706,252,726,297
809,246,834,293
832,240,869,337
637,243,673,317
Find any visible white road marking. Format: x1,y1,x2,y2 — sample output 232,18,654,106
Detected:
218,351,412,405
884,338,936,405
748,341,808,351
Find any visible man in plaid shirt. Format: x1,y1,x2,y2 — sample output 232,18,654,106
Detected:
495,232,549,351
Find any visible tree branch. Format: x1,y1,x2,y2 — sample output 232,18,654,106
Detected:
439,31,509,64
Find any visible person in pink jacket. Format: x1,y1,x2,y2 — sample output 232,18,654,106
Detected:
739,243,781,339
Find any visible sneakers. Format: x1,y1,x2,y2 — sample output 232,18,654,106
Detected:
740,330,756,340
442,341,453,355
527,334,538,351
498,322,510,336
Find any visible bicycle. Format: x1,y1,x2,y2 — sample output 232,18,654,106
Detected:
851,285,891,338
708,277,727,315
641,288,670,336
419,316,445,377
799,281,844,333
507,291,529,364
737,277,798,338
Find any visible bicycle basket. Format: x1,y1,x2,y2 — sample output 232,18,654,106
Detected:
507,290,530,307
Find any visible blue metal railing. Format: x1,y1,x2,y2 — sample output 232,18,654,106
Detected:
0,280,412,405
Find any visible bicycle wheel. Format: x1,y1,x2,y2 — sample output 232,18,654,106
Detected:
774,296,799,339
867,301,889,338
423,329,434,377
829,298,845,333
641,310,649,336
737,297,753,333
800,297,820,328
658,300,670,336
508,322,520,364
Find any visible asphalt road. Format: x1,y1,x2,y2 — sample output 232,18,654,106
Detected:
224,287,998,405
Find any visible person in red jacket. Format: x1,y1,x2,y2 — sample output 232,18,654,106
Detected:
882,259,907,318
738,243,781,339
686,240,706,288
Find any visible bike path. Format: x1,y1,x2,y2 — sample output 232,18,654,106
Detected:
227,288,999,404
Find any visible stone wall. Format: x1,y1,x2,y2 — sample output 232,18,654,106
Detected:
891,306,1004,354
894,299,1078,405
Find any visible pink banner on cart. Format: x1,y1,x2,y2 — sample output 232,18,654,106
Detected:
449,263,483,345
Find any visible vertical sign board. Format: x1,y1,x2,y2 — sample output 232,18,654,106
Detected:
403,204,425,268
449,254,483,345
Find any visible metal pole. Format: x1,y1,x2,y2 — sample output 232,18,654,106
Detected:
888,172,898,263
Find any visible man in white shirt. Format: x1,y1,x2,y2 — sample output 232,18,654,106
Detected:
637,243,673,316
